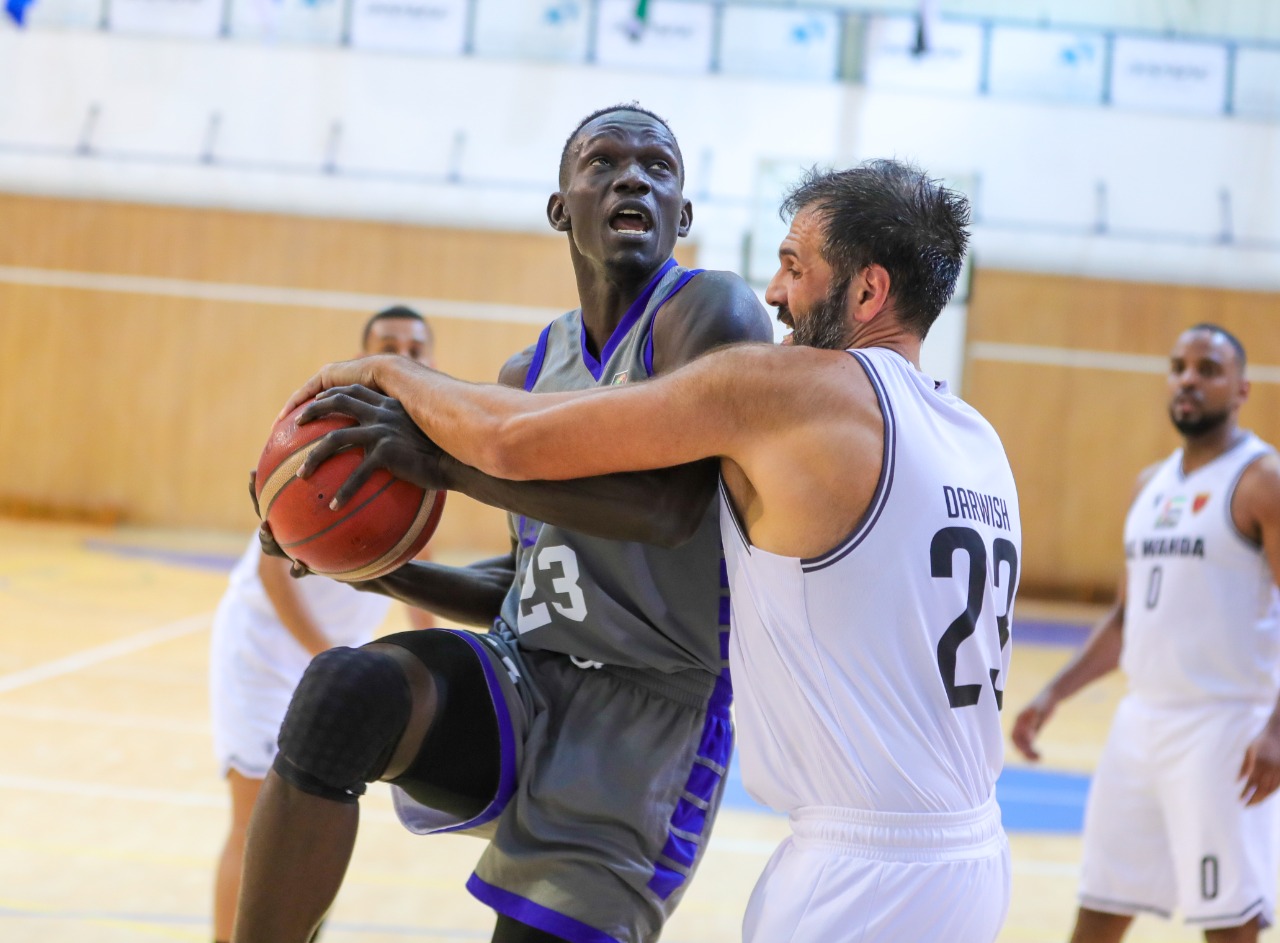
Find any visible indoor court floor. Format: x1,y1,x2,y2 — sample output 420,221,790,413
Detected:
0,517,1262,942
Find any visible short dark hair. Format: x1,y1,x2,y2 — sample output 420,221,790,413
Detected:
558,103,683,189
1187,322,1247,371
362,305,431,348
780,159,971,338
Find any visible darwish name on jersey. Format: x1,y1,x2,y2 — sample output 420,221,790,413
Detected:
942,485,1013,532
1125,537,1206,559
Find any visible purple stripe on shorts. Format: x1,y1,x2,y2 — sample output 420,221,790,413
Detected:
647,863,685,900
718,596,730,625
670,798,708,836
467,874,621,943
685,763,720,803
719,631,729,662
428,631,518,833
660,832,699,869
719,557,728,587
646,672,734,899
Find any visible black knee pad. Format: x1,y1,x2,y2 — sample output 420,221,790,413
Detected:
273,646,411,804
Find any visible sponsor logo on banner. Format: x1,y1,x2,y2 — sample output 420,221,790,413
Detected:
987,26,1106,104
1110,36,1228,115
594,0,713,73
863,15,984,94
719,6,839,81
109,0,226,38
349,0,467,54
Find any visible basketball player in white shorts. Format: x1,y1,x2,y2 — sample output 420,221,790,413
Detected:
210,306,436,943
283,159,1016,942
1014,324,1280,943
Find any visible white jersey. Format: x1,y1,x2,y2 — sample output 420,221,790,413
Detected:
721,347,1021,815
1121,432,1280,707
210,536,393,776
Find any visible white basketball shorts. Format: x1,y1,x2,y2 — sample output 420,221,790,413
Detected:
1080,694,1280,930
743,796,1010,943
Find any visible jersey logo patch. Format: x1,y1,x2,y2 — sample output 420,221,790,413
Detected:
1154,495,1186,528
611,371,630,385
1193,492,1211,514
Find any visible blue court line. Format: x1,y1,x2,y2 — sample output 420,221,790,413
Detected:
721,752,1089,834
1016,618,1089,647
83,539,239,572
83,535,1093,835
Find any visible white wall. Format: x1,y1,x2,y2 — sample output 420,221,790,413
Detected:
2,27,1279,389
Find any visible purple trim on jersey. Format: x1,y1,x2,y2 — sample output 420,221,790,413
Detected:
646,672,733,900
466,874,622,943
802,351,898,573
524,323,554,392
425,631,518,833
642,267,704,376
579,258,677,381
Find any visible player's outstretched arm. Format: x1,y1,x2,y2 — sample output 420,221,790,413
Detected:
292,289,767,549
1234,452,1280,805
1012,464,1161,762
354,553,515,628
1010,593,1125,762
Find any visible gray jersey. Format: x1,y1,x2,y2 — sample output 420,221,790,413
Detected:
496,260,727,675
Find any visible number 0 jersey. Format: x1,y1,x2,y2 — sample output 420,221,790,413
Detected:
721,347,1021,815
496,260,729,677
1121,432,1280,707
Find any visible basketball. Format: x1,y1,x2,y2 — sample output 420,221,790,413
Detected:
253,398,446,581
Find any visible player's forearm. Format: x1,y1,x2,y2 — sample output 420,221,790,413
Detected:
258,556,330,656
353,556,512,627
1042,603,1125,703
437,453,716,548
373,357,563,477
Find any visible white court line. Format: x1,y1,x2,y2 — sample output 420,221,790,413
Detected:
0,264,562,326
970,341,1280,384
0,704,207,733
0,612,211,695
0,772,404,822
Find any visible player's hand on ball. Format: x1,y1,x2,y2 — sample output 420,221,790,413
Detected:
296,385,449,509
248,471,312,577
1011,691,1056,762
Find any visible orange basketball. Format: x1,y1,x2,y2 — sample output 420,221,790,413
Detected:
254,398,445,581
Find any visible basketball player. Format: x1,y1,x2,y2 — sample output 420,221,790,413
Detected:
211,306,440,943
285,159,1018,942
1012,325,1280,943
232,105,771,943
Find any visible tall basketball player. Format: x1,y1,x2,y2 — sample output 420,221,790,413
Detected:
233,105,772,943
287,159,1018,942
1013,325,1280,943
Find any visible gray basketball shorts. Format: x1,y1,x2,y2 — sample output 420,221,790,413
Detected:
390,628,734,943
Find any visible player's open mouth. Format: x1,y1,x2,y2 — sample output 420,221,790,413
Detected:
610,209,652,234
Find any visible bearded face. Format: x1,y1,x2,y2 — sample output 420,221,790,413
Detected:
788,279,854,351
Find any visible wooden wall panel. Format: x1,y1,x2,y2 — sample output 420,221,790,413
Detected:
0,193,696,552
965,269,1280,598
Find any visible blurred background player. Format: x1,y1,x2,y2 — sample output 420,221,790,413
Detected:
1012,324,1280,943
209,305,435,943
